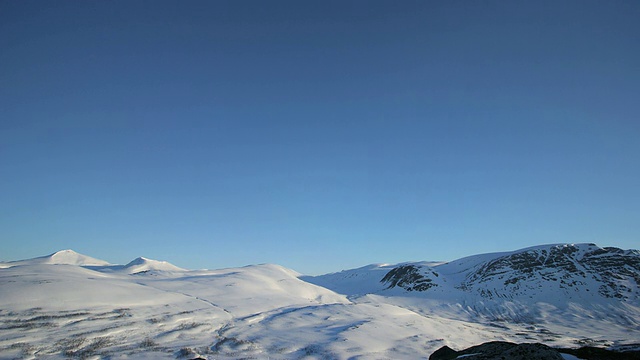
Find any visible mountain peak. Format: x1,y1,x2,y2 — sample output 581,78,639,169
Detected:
123,256,185,274
125,257,151,266
42,249,111,266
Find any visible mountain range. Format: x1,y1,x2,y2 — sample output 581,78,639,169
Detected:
1,243,638,359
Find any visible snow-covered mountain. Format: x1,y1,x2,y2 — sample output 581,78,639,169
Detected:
307,243,640,301
1,244,638,359
0,249,111,268
455,243,640,301
306,244,640,322
105,256,188,274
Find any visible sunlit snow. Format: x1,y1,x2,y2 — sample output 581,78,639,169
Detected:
0,244,638,359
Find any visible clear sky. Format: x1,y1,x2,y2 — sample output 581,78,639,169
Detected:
1,1,639,274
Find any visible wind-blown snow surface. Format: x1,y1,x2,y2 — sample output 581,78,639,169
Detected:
1,244,638,359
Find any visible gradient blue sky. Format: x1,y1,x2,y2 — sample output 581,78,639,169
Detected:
1,1,639,274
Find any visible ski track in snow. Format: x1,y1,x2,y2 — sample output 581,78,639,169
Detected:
136,280,233,316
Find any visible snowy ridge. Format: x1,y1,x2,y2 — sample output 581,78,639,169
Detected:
304,243,640,330
457,243,640,302
307,243,640,302
1,244,638,359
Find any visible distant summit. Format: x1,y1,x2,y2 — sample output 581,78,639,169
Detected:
1,249,111,268
122,256,186,274
47,250,111,266
0,250,185,274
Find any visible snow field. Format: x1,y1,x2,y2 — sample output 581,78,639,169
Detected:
1,244,638,359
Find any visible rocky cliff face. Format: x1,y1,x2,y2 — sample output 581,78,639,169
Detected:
461,244,640,300
380,264,439,292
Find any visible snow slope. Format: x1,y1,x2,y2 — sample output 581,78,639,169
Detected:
0,254,358,359
306,243,640,304
306,243,640,350
1,244,638,359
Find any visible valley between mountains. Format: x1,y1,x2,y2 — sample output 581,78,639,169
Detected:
1,243,638,359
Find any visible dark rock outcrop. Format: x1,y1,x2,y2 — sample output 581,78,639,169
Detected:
380,265,438,291
429,345,458,360
430,342,640,360
558,345,640,360
429,341,563,360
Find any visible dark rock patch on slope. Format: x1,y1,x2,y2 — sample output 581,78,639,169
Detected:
380,265,438,291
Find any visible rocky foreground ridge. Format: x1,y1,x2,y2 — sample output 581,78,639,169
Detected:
429,341,640,360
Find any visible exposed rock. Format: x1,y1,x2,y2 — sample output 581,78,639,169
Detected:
429,341,563,360
380,264,438,291
429,345,458,360
558,345,640,360
382,243,640,302
464,244,640,300
431,341,640,360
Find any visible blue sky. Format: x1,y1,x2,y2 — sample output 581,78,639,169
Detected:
1,1,639,274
